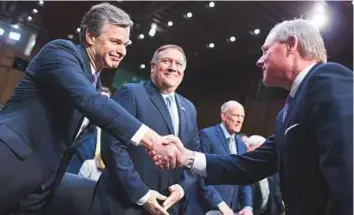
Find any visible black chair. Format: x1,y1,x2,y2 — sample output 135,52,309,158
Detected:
50,173,97,215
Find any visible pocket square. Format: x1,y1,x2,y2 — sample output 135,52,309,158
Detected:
284,123,300,136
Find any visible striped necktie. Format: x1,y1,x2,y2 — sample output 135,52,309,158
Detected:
282,95,293,122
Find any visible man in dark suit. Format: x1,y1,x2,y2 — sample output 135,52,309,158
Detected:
92,44,200,215
245,135,284,215
198,101,252,215
156,19,353,215
0,3,183,214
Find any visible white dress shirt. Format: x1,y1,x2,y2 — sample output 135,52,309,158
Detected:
161,93,180,135
219,123,237,154
190,63,317,176
78,159,102,181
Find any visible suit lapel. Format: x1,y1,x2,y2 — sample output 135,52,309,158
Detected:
78,44,95,83
280,63,322,136
215,124,230,153
175,95,186,139
235,136,242,154
69,45,95,144
146,80,174,134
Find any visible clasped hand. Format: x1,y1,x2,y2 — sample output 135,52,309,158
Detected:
143,185,183,215
148,135,186,169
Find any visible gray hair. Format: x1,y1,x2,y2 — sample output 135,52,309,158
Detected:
79,2,133,44
150,44,187,68
245,135,266,147
268,19,327,63
221,100,243,113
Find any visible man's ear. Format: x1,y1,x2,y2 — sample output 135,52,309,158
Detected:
220,112,226,122
85,30,96,46
286,35,298,54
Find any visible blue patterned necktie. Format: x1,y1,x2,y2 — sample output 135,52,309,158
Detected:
283,96,293,122
92,72,99,87
166,95,178,135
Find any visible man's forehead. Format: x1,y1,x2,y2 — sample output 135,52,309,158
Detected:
262,33,276,49
158,49,185,63
228,106,245,114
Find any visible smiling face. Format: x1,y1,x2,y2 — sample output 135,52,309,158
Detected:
150,47,186,93
86,22,130,71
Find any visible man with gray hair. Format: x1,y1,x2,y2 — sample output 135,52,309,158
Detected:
194,100,253,215
158,19,353,215
0,3,182,214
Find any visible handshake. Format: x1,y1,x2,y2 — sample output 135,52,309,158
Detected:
141,131,195,169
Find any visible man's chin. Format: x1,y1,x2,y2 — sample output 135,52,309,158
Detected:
106,62,121,69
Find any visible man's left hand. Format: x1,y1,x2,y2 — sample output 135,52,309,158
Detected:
162,184,184,210
238,207,253,215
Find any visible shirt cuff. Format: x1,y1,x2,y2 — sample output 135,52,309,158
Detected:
191,152,207,177
243,206,253,211
136,189,151,206
130,124,149,146
173,184,185,199
217,201,227,208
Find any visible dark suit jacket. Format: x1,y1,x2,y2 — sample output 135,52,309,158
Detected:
252,174,284,215
203,63,353,215
0,39,143,213
199,124,252,211
93,80,200,215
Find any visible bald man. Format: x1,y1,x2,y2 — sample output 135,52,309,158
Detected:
197,101,253,215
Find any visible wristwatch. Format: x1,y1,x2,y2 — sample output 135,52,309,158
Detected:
185,151,196,169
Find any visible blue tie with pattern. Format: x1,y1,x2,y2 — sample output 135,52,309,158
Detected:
166,95,177,135
283,96,293,122
92,72,99,87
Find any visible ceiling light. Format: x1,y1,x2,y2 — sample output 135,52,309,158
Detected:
310,13,327,28
9,32,21,41
148,23,157,37
27,16,33,21
32,8,38,14
186,12,193,18
315,3,325,13
140,64,146,69
76,28,81,33
0,28,4,36
167,21,173,27
11,24,20,29
68,34,74,39
128,40,132,45
38,0,44,6
207,42,215,48
138,34,144,39
229,36,236,42
253,29,260,35
209,2,215,8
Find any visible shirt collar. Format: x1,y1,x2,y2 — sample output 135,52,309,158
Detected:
289,63,316,98
220,123,235,140
90,64,100,76
161,92,176,102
